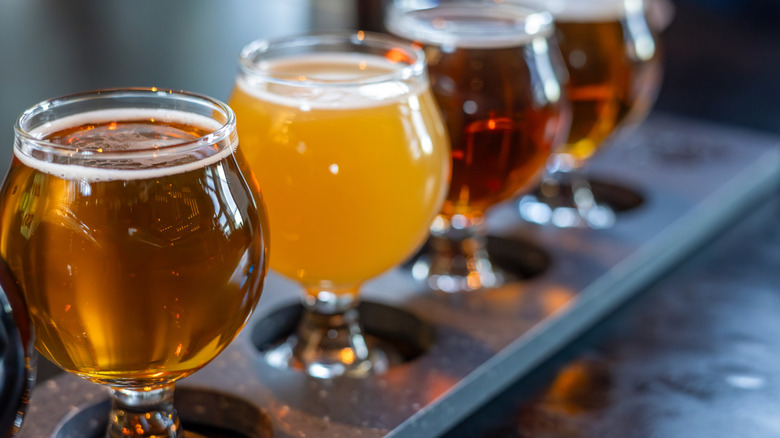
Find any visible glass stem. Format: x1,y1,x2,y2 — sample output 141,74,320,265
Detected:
425,215,501,292
523,164,615,229
107,384,181,438
290,290,381,378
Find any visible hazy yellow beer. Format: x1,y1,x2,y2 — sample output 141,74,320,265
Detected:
0,110,268,386
230,51,450,294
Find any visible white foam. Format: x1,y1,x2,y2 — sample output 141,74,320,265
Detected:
237,53,426,110
519,0,630,21
387,4,554,49
16,108,236,182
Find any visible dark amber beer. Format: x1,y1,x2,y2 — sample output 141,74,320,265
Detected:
390,4,569,217
0,105,268,388
388,3,570,291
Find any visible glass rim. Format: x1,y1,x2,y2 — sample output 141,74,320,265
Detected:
13,87,236,160
237,31,427,87
514,0,641,21
386,2,555,48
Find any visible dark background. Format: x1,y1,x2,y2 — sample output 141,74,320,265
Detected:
655,0,779,133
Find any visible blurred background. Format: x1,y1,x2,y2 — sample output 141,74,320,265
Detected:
1,0,778,165
0,0,778,434
0,0,356,173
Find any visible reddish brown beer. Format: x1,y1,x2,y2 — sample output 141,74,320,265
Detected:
389,4,570,218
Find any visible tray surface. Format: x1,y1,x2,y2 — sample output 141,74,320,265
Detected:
17,115,780,437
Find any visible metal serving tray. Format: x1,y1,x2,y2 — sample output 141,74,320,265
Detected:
18,115,780,438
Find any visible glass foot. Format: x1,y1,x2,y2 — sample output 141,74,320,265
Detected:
265,335,389,379
263,297,391,378
518,174,644,229
108,385,181,438
518,194,616,229
253,301,431,379
414,215,506,293
410,253,504,293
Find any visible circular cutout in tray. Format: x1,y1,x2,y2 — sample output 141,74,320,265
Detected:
54,387,271,438
251,301,434,367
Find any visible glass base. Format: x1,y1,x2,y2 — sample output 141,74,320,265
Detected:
51,386,269,438
107,386,181,438
265,334,389,379
415,215,505,293
411,254,504,293
518,173,617,229
518,194,616,229
264,295,390,378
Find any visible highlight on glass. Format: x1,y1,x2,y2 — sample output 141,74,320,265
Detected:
0,88,270,437
229,32,450,378
515,0,663,229
386,0,571,292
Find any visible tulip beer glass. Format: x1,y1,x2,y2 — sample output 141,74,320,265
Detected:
387,2,570,292
229,33,450,378
0,89,269,437
517,0,663,228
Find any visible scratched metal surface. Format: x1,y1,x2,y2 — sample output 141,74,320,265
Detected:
15,115,780,437
444,186,780,438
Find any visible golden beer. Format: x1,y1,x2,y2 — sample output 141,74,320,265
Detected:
542,0,662,162
230,52,449,294
0,112,268,387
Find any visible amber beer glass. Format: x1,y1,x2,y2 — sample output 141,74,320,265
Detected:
387,2,570,292
230,33,449,378
517,0,663,228
0,89,269,437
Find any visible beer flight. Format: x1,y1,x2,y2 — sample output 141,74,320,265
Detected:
0,0,661,436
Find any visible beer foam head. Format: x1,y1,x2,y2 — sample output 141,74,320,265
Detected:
15,108,237,182
387,3,554,49
518,0,631,21
237,52,426,110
